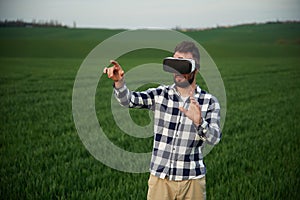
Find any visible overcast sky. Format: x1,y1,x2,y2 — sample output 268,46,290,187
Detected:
0,0,299,29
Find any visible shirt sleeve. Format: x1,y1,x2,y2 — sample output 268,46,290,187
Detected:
114,83,159,110
197,96,222,145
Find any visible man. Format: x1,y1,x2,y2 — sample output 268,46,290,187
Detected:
104,41,221,200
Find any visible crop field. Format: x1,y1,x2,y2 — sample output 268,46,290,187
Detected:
1,23,300,199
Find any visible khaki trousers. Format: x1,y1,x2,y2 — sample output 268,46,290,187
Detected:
147,174,206,200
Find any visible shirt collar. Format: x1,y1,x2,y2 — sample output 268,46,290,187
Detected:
169,84,202,98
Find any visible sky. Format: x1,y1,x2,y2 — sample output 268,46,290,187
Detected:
0,0,299,29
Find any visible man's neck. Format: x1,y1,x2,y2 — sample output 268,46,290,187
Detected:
176,83,196,97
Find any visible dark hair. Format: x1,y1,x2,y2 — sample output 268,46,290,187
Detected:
174,41,200,67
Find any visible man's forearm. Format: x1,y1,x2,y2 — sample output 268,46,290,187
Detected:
114,79,130,107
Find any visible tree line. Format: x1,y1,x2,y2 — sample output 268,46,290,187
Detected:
0,19,70,28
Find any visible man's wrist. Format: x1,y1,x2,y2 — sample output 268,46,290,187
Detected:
114,77,125,89
196,118,207,131
196,118,208,141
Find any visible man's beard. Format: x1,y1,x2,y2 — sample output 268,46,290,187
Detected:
174,72,195,88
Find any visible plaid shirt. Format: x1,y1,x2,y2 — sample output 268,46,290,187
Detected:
114,83,221,181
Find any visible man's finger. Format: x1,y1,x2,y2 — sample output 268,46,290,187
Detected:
190,97,197,104
110,60,120,69
107,67,115,78
179,107,187,114
110,60,118,65
190,96,200,107
120,70,124,77
103,67,108,74
189,90,194,97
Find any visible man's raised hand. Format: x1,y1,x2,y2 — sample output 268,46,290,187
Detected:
103,60,125,82
179,91,202,126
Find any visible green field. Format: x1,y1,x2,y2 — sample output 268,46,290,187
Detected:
1,23,300,199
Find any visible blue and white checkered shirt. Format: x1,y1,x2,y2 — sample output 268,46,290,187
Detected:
114,83,221,181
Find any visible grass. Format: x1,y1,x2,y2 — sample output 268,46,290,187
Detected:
1,23,300,199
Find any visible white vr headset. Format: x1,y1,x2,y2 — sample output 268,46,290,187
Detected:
163,57,199,74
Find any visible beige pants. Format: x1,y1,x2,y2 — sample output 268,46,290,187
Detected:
147,174,206,200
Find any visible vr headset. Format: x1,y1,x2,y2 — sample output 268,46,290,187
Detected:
163,57,199,74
